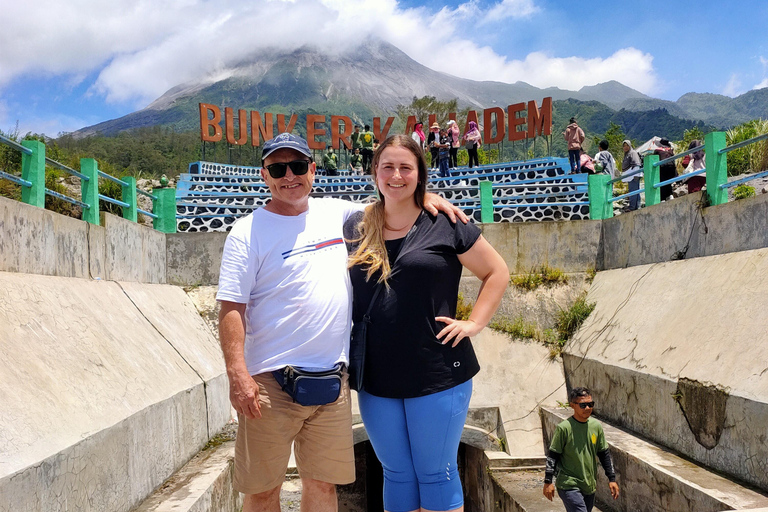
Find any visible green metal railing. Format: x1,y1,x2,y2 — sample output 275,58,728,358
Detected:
0,136,176,233
588,131,768,219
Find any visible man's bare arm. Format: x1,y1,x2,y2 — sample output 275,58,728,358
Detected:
219,301,261,419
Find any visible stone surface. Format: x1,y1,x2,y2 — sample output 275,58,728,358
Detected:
166,232,229,286
470,330,566,458
0,274,225,512
492,469,606,512
133,440,242,512
0,195,89,278
102,213,166,283
564,249,768,490
460,272,591,331
480,219,602,274
601,190,768,269
117,281,230,437
541,407,768,512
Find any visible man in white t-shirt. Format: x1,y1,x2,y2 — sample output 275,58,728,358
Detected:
217,133,465,512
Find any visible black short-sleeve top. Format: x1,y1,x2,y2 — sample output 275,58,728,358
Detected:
345,210,482,398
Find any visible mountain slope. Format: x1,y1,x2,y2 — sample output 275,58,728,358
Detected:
75,41,645,137
73,39,765,138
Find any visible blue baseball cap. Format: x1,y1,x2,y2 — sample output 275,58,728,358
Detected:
262,133,312,160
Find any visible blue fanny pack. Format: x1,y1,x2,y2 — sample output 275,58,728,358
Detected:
272,363,344,406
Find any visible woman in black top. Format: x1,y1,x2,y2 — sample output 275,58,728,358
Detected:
346,134,508,512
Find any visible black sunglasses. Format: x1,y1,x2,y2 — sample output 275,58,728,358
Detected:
265,160,311,179
577,401,595,409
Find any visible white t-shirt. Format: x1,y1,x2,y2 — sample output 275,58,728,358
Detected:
216,198,363,375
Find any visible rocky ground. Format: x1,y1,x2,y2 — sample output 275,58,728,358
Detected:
52,175,176,227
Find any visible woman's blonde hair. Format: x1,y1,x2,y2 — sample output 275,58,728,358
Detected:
347,134,428,283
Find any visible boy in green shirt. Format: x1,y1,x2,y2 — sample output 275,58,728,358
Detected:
544,387,619,512
322,145,338,176
349,148,363,175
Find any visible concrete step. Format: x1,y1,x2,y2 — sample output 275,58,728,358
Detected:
133,439,241,512
492,469,605,512
540,407,768,512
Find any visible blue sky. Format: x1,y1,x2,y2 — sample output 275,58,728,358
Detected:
1,0,767,138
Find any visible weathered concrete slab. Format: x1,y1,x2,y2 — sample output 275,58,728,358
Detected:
0,273,216,512
470,330,566,458
491,469,606,512
564,248,768,490
102,213,166,283
601,191,768,270
0,195,90,278
541,407,768,512
166,232,229,286
133,440,242,512
119,281,229,433
460,273,591,331
481,219,601,275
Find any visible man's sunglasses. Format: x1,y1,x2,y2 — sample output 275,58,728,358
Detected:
577,401,595,409
265,160,311,179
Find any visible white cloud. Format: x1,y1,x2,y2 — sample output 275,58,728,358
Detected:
483,0,538,23
722,74,743,97
754,79,768,90
0,0,659,108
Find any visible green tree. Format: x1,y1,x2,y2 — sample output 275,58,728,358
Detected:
592,122,627,164
396,96,459,128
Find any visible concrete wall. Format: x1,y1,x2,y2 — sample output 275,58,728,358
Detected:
0,273,228,512
479,219,602,274
102,213,166,283
166,232,228,286
0,196,165,283
601,190,768,269
166,219,603,286
563,248,768,491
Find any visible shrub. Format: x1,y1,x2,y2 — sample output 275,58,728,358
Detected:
555,295,595,340
725,119,768,176
511,265,568,291
489,316,539,339
456,293,473,321
733,184,756,200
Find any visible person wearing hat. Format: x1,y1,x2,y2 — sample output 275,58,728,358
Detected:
427,122,441,170
216,132,468,512
563,117,585,173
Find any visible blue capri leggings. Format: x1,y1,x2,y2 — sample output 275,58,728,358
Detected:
358,380,472,512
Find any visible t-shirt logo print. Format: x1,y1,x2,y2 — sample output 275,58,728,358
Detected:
282,238,344,260
591,433,597,444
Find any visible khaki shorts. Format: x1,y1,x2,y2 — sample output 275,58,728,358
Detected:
233,371,355,494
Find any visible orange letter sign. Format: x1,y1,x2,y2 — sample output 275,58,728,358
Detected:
225,108,248,145
306,115,326,150
251,111,274,146
374,117,395,141
277,114,298,134
483,107,506,144
199,103,222,142
527,97,552,138
332,116,353,149
508,103,526,142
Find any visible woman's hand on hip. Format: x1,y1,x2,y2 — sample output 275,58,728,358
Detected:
435,317,483,347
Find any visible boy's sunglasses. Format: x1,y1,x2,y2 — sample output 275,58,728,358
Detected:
577,401,595,409
265,160,311,179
